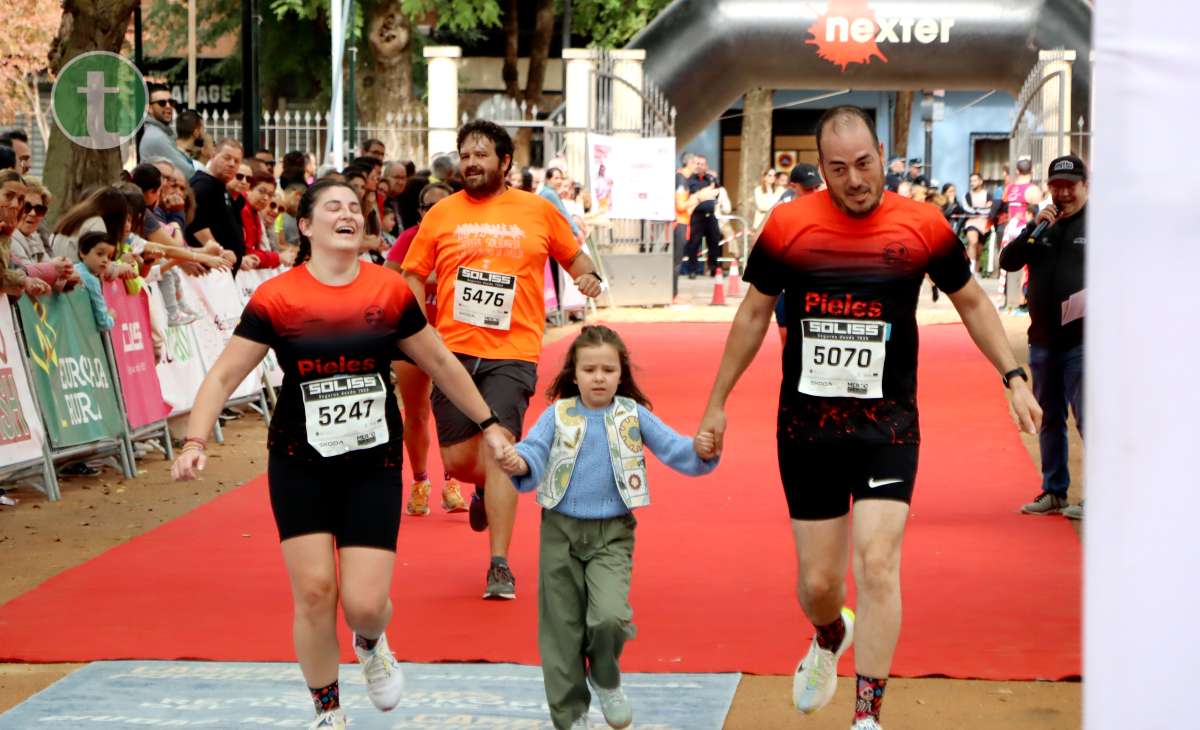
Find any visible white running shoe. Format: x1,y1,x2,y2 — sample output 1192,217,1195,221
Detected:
793,606,856,714
587,675,633,728
309,709,346,729
851,718,883,730
354,632,405,711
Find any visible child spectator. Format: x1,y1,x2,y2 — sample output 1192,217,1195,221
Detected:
74,231,117,331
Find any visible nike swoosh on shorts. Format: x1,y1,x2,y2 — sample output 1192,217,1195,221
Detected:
867,477,904,489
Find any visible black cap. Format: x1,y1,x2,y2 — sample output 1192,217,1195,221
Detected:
908,157,923,166
1047,155,1087,183
789,163,822,190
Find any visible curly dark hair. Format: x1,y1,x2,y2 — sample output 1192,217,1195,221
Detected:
546,325,651,409
457,119,514,175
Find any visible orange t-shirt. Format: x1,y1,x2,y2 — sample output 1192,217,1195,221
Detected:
401,188,581,363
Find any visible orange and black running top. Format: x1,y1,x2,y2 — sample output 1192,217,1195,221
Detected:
745,190,971,444
234,262,427,459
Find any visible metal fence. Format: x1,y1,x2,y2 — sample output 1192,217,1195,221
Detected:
586,49,676,263
198,109,428,165
1010,51,1091,184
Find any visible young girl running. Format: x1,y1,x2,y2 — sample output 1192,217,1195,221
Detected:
499,325,719,730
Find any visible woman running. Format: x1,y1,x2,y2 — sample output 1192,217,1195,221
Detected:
172,178,510,730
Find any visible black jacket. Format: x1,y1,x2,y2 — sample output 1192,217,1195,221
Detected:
998,205,1087,349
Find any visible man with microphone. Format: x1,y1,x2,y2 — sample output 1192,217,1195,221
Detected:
1000,155,1088,520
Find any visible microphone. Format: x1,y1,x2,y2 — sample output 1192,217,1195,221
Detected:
1025,214,1056,245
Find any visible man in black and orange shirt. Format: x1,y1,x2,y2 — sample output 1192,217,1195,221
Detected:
700,106,1042,730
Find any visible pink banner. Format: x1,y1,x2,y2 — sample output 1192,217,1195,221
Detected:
103,281,171,429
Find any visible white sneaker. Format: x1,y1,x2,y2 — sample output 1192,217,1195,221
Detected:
354,632,405,711
587,675,633,728
852,719,883,730
309,709,346,729
793,606,855,714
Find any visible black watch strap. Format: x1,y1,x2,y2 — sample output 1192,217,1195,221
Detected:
1002,367,1029,388
477,413,500,431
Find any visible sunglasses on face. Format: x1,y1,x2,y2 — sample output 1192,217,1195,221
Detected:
259,160,276,167
268,202,279,210
23,203,48,216
151,99,175,108
235,173,248,182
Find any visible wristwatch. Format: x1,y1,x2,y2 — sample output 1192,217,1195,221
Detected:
1002,367,1029,388
477,412,500,431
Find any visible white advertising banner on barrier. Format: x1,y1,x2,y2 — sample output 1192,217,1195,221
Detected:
0,303,47,466
180,272,260,400
587,134,676,221
235,267,285,388
155,323,208,416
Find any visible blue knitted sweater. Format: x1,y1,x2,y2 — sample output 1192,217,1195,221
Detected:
513,400,718,519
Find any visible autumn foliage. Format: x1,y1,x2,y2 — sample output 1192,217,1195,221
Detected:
0,0,62,127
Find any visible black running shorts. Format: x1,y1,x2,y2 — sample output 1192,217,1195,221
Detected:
431,354,538,446
778,439,919,520
267,449,403,550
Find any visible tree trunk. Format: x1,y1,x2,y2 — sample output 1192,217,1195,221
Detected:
501,0,519,99
356,1,420,161
737,87,773,230
510,0,554,167
44,0,139,220
21,77,51,149
892,90,913,160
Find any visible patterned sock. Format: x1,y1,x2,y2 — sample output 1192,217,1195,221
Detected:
309,681,339,714
814,615,846,651
413,471,428,483
355,633,379,652
854,674,888,722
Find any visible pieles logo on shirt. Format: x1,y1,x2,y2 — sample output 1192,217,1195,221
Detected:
297,356,377,376
805,292,883,318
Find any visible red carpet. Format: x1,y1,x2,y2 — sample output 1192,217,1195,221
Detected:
0,323,1080,679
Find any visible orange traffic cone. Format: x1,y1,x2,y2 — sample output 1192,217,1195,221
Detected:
710,267,726,306
727,260,742,297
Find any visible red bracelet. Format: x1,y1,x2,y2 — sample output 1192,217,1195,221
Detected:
183,436,207,449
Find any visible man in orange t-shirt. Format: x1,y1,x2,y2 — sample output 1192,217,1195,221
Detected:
402,120,602,600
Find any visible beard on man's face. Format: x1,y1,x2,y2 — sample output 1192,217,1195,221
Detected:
463,164,504,197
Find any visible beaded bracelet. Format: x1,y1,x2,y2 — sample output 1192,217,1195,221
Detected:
182,436,207,450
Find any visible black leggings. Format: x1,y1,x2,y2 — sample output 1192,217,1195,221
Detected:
268,449,403,550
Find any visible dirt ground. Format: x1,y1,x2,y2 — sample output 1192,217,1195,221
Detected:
0,299,1083,728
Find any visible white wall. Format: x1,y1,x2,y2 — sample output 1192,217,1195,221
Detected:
1087,2,1200,728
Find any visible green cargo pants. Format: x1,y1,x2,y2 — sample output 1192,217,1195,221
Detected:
538,508,637,730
